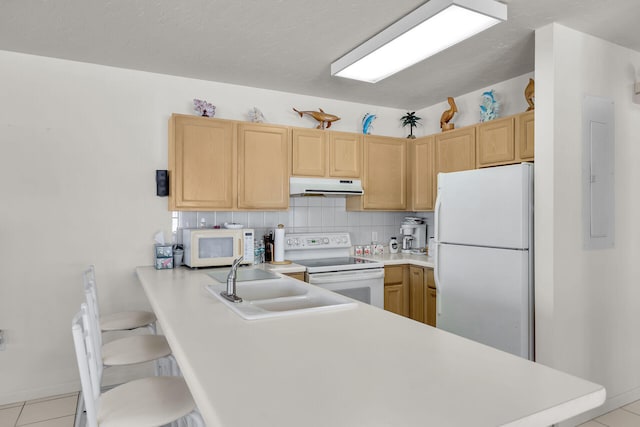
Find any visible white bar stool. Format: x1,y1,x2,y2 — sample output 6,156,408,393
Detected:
84,265,157,334
76,268,179,427
72,304,204,427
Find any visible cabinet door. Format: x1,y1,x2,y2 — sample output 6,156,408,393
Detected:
408,136,435,211
329,132,361,178
476,117,515,167
516,111,535,161
237,123,289,210
435,127,476,174
425,268,436,327
291,128,326,177
169,115,235,211
384,284,406,316
362,136,407,210
384,265,408,317
426,287,437,327
409,266,425,323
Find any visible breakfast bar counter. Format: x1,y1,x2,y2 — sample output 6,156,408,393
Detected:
137,266,604,427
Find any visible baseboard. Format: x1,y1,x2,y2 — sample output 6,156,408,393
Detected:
558,386,640,426
0,380,80,406
0,364,153,406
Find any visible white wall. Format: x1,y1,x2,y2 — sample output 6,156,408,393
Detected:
0,50,413,403
534,24,640,425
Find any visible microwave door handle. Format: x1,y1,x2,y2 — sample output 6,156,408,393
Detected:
239,238,243,257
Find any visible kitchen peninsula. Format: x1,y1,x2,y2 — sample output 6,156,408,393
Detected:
137,266,604,427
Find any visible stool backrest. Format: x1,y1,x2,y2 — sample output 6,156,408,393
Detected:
82,266,104,381
71,304,101,427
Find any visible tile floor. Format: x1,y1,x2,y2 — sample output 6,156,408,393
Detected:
1,392,640,426
0,393,78,427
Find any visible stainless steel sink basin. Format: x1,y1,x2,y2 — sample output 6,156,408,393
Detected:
205,277,357,320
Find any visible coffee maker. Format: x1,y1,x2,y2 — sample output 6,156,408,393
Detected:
400,217,428,254
400,224,416,253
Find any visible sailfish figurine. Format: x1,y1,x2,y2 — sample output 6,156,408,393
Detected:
440,97,457,132
525,78,535,111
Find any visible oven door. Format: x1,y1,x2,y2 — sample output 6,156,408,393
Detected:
306,268,384,309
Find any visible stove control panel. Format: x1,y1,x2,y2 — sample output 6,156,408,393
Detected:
284,233,351,250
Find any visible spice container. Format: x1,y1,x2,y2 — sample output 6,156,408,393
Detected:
389,237,399,254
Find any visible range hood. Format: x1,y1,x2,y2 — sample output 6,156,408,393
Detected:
289,177,364,196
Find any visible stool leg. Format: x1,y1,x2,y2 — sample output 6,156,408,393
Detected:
73,391,85,427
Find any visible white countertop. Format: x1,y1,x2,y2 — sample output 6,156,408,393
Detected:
137,266,604,427
362,252,435,268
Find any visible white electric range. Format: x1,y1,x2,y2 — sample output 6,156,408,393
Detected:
283,232,384,308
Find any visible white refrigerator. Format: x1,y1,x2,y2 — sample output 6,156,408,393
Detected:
434,163,534,360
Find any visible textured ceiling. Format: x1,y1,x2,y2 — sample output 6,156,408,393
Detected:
1,0,639,109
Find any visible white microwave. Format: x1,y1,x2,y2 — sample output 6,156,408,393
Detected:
182,228,254,268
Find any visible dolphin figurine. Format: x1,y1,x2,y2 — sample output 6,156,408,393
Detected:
293,108,341,129
362,113,376,135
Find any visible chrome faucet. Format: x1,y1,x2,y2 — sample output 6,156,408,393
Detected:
221,256,244,303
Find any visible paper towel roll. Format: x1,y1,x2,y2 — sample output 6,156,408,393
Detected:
274,224,285,262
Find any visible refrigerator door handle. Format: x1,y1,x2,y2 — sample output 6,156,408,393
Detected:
434,191,442,242
434,188,443,317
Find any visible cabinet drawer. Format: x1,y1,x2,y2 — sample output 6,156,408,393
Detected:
384,265,405,285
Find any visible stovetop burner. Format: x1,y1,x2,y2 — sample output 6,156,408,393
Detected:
283,232,384,273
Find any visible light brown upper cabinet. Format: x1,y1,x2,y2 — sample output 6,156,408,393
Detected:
237,123,290,210
291,128,326,177
291,129,361,179
516,110,535,161
328,131,361,178
476,116,516,168
169,114,236,211
435,127,476,174
408,136,436,211
347,135,406,210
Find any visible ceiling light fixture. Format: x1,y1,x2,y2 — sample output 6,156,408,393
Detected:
331,0,507,83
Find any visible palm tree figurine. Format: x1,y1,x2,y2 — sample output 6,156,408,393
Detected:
401,111,421,139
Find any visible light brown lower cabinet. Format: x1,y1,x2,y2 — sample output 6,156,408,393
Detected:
383,265,408,317
284,272,305,281
409,266,426,323
425,268,436,327
384,264,435,326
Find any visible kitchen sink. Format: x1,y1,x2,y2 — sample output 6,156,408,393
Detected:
205,277,357,320
228,280,309,301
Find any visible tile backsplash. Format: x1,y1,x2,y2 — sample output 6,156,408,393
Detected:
177,197,434,247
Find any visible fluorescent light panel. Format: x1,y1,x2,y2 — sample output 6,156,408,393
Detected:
331,0,507,83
